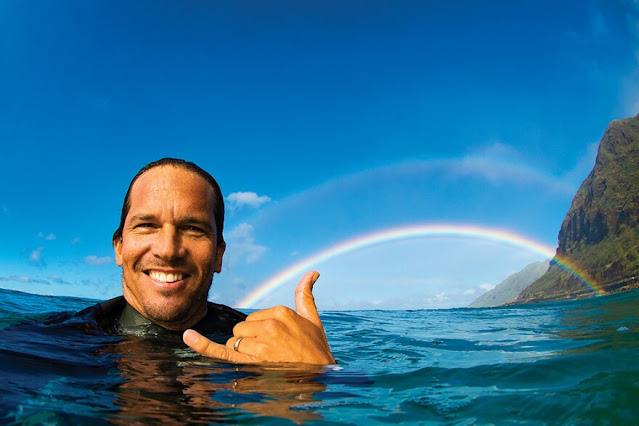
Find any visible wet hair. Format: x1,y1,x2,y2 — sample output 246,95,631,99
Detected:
112,158,225,246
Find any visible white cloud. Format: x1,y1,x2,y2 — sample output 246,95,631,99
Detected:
434,292,448,302
225,223,267,265
226,192,272,211
29,247,44,266
0,275,50,285
227,222,253,238
49,275,73,285
448,142,579,195
85,255,113,265
467,141,523,161
71,237,81,245
37,232,56,241
479,283,496,291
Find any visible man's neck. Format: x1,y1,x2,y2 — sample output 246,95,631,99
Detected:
121,292,208,332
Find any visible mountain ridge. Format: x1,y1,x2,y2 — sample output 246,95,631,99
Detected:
514,113,639,303
469,261,549,308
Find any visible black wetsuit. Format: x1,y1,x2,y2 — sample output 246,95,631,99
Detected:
75,296,247,343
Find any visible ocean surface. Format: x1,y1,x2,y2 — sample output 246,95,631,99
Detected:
1,288,638,425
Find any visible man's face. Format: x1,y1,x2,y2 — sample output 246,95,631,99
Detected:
113,165,225,330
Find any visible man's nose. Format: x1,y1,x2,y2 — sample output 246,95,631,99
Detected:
152,226,185,259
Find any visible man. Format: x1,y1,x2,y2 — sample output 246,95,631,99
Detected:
101,157,334,365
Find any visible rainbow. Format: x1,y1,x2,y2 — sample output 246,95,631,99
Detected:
237,223,601,308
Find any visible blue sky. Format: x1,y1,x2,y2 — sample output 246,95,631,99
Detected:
1,0,638,310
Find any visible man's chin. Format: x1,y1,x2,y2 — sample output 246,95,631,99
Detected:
142,303,195,327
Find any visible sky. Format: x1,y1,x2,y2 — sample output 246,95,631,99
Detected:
1,0,639,310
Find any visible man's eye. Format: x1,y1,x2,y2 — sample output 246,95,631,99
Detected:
135,223,156,229
184,226,205,233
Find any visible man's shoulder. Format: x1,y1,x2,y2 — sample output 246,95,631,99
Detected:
194,302,246,336
204,302,247,323
73,296,126,332
74,297,246,337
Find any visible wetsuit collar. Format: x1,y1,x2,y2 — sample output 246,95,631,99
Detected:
118,302,179,335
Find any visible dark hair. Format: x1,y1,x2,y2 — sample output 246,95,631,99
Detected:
112,158,225,246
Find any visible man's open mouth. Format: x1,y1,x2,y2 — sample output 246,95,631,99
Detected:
147,271,187,283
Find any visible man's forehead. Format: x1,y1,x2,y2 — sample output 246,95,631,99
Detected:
133,165,208,191
129,166,215,208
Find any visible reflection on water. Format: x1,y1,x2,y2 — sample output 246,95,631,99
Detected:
1,287,638,423
108,336,326,423
0,292,329,424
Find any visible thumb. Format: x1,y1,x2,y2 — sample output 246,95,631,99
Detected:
295,270,323,329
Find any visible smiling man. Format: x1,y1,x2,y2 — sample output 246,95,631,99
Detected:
99,158,334,365
113,160,225,332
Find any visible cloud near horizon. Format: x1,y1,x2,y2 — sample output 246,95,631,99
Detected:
49,275,74,285
84,255,113,265
0,275,50,285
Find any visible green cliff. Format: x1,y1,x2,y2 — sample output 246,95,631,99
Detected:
516,114,639,303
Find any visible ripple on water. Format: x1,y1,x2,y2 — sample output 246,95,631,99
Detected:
1,288,639,423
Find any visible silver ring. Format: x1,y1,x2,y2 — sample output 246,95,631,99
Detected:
233,336,244,352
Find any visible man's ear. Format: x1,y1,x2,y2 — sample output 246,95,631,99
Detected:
214,242,225,273
114,238,123,266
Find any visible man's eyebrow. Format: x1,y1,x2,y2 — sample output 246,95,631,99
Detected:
180,216,214,229
128,214,158,223
127,214,214,229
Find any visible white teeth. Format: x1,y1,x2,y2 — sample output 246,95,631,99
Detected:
149,271,183,283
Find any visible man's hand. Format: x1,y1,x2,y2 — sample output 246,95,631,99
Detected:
183,271,336,365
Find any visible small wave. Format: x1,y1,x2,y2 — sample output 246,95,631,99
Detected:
1,287,638,423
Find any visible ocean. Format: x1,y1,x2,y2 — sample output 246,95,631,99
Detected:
1,287,638,424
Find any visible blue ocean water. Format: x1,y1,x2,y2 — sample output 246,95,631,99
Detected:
1,287,638,424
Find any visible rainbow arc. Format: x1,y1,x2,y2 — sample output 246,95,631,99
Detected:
237,223,600,309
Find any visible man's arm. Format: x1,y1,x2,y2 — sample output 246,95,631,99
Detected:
183,271,336,365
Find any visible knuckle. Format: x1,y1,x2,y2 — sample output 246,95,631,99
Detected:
272,305,290,317
216,350,232,362
264,318,281,334
232,323,241,335
209,344,232,362
253,341,269,358
273,305,297,322
199,340,235,363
